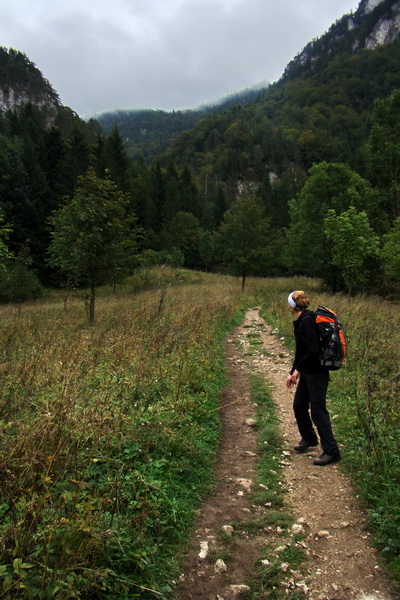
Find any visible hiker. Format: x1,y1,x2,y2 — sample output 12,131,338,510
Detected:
285,290,341,466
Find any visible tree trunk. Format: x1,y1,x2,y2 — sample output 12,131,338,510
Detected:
89,283,96,324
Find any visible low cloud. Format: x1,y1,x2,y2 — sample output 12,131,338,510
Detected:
0,0,359,117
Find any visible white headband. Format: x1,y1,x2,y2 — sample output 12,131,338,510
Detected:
288,292,297,309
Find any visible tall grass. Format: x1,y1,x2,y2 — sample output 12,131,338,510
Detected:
2,271,400,597
0,270,256,599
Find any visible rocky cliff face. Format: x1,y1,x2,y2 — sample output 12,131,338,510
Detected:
0,86,58,113
283,0,400,80
362,0,386,14
0,47,59,115
364,0,400,48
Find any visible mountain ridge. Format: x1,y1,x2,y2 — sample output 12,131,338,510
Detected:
95,0,400,163
0,47,60,115
95,86,268,161
282,0,400,81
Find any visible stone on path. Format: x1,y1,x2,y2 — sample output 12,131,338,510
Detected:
236,478,252,491
224,584,251,599
221,525,234,536
198,540,209,560
316,529,330,538
214,559,228,573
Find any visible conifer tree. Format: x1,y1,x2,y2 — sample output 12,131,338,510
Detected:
162,163,182,224
42,126,67,209
93,132,108,179
130,158,154,233
149,162,166,233
64,126,90,195
106,125,131,191
366,89,400,220
180,166,201,219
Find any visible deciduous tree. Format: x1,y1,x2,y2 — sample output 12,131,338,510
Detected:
324,206,379,293
49,169,138,323
162,211,202,267
214,191,271,290
380,217,400,284
0,212,13,272
285,161,378,288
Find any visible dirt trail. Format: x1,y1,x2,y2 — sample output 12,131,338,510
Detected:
175,308,397,600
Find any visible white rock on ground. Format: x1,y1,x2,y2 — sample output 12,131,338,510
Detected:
214,559,228,573
236,478,252,491
221,525,234,536
227,584,251,597
198,540,209,560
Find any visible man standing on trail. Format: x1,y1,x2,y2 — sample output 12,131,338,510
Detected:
285,290,341,466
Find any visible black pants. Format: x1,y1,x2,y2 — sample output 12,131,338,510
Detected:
293,370,339,456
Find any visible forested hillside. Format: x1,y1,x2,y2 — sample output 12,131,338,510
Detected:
96,87,267,162
0,47,59,111
159,0,400,292
1,0,400,301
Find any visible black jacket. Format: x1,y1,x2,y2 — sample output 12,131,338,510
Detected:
290,310,324,374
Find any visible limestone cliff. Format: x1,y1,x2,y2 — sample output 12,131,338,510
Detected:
283,0,400,80
0,47,59,114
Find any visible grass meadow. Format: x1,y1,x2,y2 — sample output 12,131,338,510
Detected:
0,269,400,597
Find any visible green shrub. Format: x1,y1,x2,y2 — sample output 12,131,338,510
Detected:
0,263,42,303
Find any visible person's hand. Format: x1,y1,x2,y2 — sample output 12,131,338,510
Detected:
286,370,299,389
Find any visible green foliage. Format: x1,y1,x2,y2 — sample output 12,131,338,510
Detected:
324,206,380,293
0,90,97,283
166,38,400,181
214,191,274,289
3,19,400,294
366,88,400,219
0,47,59,105
49,169,139,322
48,168,136,289
96,88,265,162
285,162,378,286
139,248,185,271
0,264,42,304
105,125,131,191
0,213,13,271
161,211,202,267
380,217,400,283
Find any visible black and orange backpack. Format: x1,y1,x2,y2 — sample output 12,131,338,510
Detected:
314,306,347,370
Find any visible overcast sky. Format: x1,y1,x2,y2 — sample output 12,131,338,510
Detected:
0,0,359,118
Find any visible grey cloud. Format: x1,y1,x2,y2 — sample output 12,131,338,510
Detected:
0,0,359,117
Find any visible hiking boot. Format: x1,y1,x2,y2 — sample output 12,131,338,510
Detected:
293,439,318,453
313,452,341,466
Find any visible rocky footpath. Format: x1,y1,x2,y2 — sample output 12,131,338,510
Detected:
175,309,396,600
